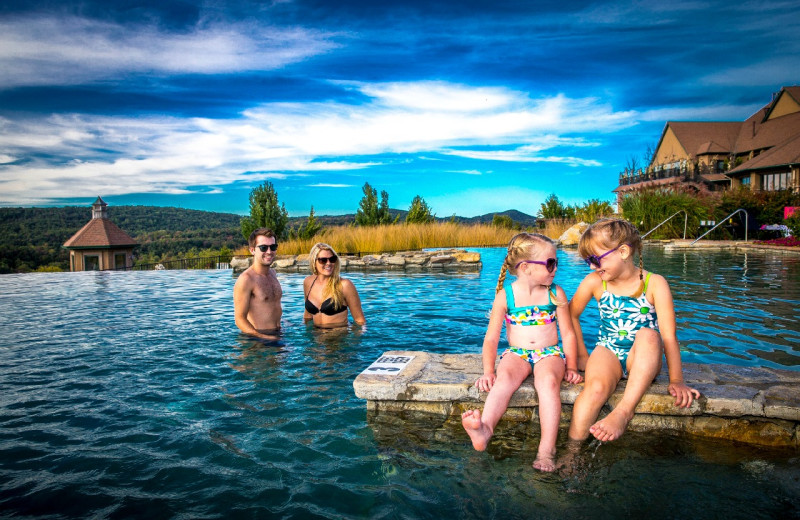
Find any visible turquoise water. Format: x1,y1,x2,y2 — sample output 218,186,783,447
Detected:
1,247,798,519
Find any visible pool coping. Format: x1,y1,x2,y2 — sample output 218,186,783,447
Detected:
353,351,800,448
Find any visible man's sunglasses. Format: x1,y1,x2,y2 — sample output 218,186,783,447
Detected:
255,244,278,252
317,256,338,264
584,246,619,268
514,258,558,273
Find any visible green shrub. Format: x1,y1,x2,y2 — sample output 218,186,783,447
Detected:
620,189,711,239
787,212,800,237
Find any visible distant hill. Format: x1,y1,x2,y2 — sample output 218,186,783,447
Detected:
296,208,537,228
0,205,536,273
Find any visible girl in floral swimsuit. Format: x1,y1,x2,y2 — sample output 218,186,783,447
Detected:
462,233,582,472
567,218,700,445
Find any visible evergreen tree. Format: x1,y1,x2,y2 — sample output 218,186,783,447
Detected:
538,193,571,219
355,182,393,226
298,206,323,239
405,195,435,224
241,181,289,240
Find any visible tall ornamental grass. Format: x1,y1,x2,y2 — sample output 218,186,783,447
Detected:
235,222,523,256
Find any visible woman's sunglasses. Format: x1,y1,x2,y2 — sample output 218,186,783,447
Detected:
317,256,338,264
255,244,278,252
584,246,619,268
514,258,558,273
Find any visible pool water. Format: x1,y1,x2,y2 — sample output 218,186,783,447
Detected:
0,247,798,518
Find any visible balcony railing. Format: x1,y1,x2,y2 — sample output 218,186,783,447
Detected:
618,165,727,186
115,255,233,271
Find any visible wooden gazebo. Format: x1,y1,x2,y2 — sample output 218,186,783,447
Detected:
62,197,138,271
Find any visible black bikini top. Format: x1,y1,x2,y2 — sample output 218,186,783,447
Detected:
305,277,347,316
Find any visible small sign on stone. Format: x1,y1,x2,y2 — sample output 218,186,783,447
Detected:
363,355,415,375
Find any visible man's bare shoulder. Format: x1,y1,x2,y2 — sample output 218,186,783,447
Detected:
234,266,258,289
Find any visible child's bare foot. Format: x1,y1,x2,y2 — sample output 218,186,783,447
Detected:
589,408,633,442
461,409,492,451
533,450,557,472
556,439,582,475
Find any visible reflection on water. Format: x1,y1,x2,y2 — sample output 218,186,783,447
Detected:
0,248,798,518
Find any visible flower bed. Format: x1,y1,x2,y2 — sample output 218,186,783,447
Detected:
754,236,800,247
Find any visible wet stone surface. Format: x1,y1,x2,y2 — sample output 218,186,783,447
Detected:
354,350,800,448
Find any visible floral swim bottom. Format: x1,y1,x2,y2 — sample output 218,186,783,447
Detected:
500,345,565,369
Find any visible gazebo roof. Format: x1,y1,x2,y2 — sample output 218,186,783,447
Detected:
63,217,138,249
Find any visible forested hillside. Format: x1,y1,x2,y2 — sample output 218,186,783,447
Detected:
0,206,244,273
0,205,536,273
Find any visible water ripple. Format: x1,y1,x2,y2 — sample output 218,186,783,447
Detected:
0,249,799,517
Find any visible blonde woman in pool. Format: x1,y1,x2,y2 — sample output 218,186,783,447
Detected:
303,243,366,328
462,233,582,472
567,218,699,444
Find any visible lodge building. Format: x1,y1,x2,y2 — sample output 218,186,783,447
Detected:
615,86,800,205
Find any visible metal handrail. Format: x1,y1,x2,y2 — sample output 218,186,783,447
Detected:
642,210,688,240
690,208,749,244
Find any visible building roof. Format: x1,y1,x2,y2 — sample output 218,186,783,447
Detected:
728,132,800,174
662,121,742,158
63,218,138,249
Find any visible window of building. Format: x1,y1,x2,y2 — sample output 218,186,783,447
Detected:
84,255,100,271
741,176,750,186
761,172,790,191
115,253,126,269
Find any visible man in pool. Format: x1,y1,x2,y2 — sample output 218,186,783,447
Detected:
233,228,283,340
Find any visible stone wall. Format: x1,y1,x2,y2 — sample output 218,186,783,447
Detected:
232,249,482,275
354,350,800,448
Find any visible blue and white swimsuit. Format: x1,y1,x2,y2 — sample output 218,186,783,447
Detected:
596,272,659,375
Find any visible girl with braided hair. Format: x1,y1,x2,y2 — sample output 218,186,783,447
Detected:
462,233,582,472
567,218,699,444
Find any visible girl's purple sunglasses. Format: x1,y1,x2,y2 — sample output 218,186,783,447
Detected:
514,258,558,273
584,246,620,268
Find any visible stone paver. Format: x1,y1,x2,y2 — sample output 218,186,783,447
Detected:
354,350,800,448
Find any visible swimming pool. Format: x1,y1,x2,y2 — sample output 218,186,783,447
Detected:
0,247,798,518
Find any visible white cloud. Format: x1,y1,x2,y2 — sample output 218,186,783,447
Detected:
443,149,602,167
638,104,765,122
700,57,800,88
0,82,631,205
0,15,337,88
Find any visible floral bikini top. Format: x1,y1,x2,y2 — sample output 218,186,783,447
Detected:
504,282,558,326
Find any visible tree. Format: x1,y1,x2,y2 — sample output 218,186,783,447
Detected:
405,195,435,224
240,181,289,240
298,206,323,239
355,182,393,226
575,199,615,223
538,193,571,219
492,214,514,229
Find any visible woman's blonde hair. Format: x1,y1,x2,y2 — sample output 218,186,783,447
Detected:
496,233,564,305
308,242,345,309
578,218,644,280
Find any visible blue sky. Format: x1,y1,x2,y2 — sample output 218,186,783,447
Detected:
1,0,798,217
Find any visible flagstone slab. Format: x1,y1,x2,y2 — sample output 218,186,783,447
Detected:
354,350,800,448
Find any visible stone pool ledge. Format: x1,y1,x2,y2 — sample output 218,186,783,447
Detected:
231,249,481,275
661,239,800,254
353,351,800,448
